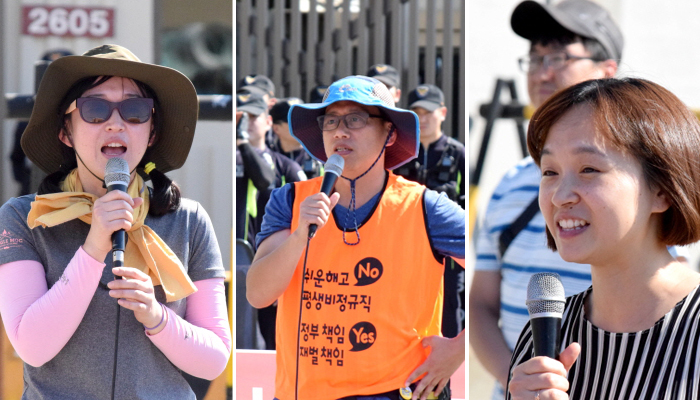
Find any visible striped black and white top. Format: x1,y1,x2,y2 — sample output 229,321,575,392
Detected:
506,285,700,400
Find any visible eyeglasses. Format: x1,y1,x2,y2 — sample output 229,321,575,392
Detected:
317,112,383,131
518,52,601,74
65,97,154,124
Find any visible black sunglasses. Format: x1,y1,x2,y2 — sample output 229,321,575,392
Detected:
65,97,154,124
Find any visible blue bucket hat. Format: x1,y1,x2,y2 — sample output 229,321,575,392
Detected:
288,75,419,170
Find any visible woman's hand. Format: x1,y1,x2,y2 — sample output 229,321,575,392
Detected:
508,343,581,400
108,267,166,334
83,190,143,262
294,192,340,238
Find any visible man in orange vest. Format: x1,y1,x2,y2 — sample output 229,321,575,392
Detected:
247,75,465,400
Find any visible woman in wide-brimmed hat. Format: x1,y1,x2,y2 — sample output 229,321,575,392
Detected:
0,44,230,399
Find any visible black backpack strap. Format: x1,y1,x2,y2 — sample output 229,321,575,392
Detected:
498,195,540,258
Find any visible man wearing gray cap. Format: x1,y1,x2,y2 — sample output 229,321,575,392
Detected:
470,2,623,399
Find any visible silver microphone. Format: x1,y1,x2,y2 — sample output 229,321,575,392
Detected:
526,272,566,359
104,158,130,266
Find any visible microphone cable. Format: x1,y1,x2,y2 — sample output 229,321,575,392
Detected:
110,250,125,400
292,153,345,399
97,276,120,400
294,235,312,400
103,157,130,400
111,294,121,400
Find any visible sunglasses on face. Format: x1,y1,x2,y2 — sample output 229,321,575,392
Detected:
65,97,154,124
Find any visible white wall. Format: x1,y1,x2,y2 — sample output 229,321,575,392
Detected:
168,120,232,271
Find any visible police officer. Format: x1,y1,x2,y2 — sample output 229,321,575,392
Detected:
268,97,323,179
396,84,465,208
236,86,305,350
239,74,276,108
308,84,329,103
367,63,402,105
395,84,466,339
239,74,279,149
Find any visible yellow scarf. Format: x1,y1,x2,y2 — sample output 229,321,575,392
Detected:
27,169,196,302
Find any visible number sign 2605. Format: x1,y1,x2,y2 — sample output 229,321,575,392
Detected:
22,6,114,38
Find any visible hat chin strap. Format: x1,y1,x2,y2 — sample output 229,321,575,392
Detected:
338,126,395,246
66,129,138,189
63,127,108,188
74,150,140,190
73,150,108,188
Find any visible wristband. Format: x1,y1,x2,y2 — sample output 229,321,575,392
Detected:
144,303,166,331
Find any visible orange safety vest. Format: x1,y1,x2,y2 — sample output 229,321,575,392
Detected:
275,173,445,400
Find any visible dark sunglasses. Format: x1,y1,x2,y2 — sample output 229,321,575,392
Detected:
65,97,154,124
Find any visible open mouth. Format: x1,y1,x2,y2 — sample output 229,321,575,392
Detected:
102,142,127,156
335,146,352,154
558,219,589,231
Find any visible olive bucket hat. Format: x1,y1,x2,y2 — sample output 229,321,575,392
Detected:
288,75,419,170
21,44,199,174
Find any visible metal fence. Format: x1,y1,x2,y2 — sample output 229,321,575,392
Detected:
236,0,465,141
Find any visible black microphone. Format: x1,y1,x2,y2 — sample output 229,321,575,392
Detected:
308,154,344,239
104,157,130,267
526,272,566,359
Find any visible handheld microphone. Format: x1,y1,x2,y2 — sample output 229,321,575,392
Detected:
526,272,566,359
104,157,130,267
308,154,344,239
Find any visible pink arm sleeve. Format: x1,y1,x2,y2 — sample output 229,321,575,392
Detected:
0,248,104,367
147,278,232,380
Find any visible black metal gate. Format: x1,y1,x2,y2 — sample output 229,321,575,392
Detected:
236,0,465,141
